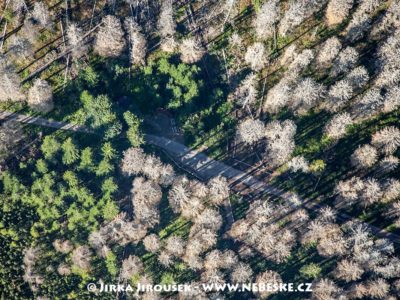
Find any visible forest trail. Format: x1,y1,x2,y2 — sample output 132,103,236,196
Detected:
2,110,400,243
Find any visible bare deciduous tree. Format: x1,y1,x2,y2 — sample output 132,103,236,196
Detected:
124,17,147,65
53,239,73,254
312,279,341,300
71,246,92,271
326,0,354,26
27,79,54,113
94,15,126,57
324,80,353,112
32,2,51,28
244,42,267,71
143,234,161,253
0,57,24,102
378,155,399,174
121,255,143,280
230,73,258,108
383,85,400,113
67,23,87,59
346,66,370,90
331,46,359,77
237,119,265,145
264,78,292,113
231,262,252,283
158,1,176,52
265,120,297,167
255,270,283,298
351,144,378,169
180,38,205,64
208,176,230,206
334,259,364,282
291,78,326,114
121,148,146,176
253,0,280,40
371,126,400,154
324,113,353,140
288,156,310,173
316,36,342,66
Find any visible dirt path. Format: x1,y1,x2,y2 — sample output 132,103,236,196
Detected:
2,110,400,243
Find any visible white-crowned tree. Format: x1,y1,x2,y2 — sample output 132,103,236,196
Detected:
324,113,353,140
27,79,54,113
180,38,205,64
94,15,126,58
237,118,265,145
124,17,147,65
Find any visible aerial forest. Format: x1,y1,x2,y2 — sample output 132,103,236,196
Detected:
0,0,400,299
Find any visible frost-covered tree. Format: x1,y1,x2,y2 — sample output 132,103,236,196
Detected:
31,2,51,28
121,148,146,176
334,259,363,282
27,79,54,113
208,176,230,206
253,0,280,40
378,155,399,174
264,78,292,113
7,35,33,60
143,234,161,253
94,15,126,57
265,120,297,167
360,178,382,207
53,239,73,254
383,179,400,201
165,235,186,257
120,255,143,280
326,0,354,26
237,119,265,145
124,17,147,65
244,42,267,71
331,46,359,77
351,144,378,169
312,279,341,300
67,23,87,59
371,126,400,154
158,0,176,52
324,113,353,140
231,262,252,283
230,73,258,108
255,270,283,298
346,66,370,90
71,246,92,271
352,89,384,119
375,30,400,88
288,156,310,173
316,37,342,66
0,57,24,102
279,0,324,36
180,38,205,64
288,49,315,75
346,11,372,43
324,80,353,112
383,85,400,113
372,1,400,37
291,78,326,114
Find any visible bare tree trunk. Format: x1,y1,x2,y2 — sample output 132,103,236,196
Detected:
0,21,7,51
89,0,97,30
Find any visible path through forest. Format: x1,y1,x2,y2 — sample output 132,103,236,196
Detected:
1,110,400,243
